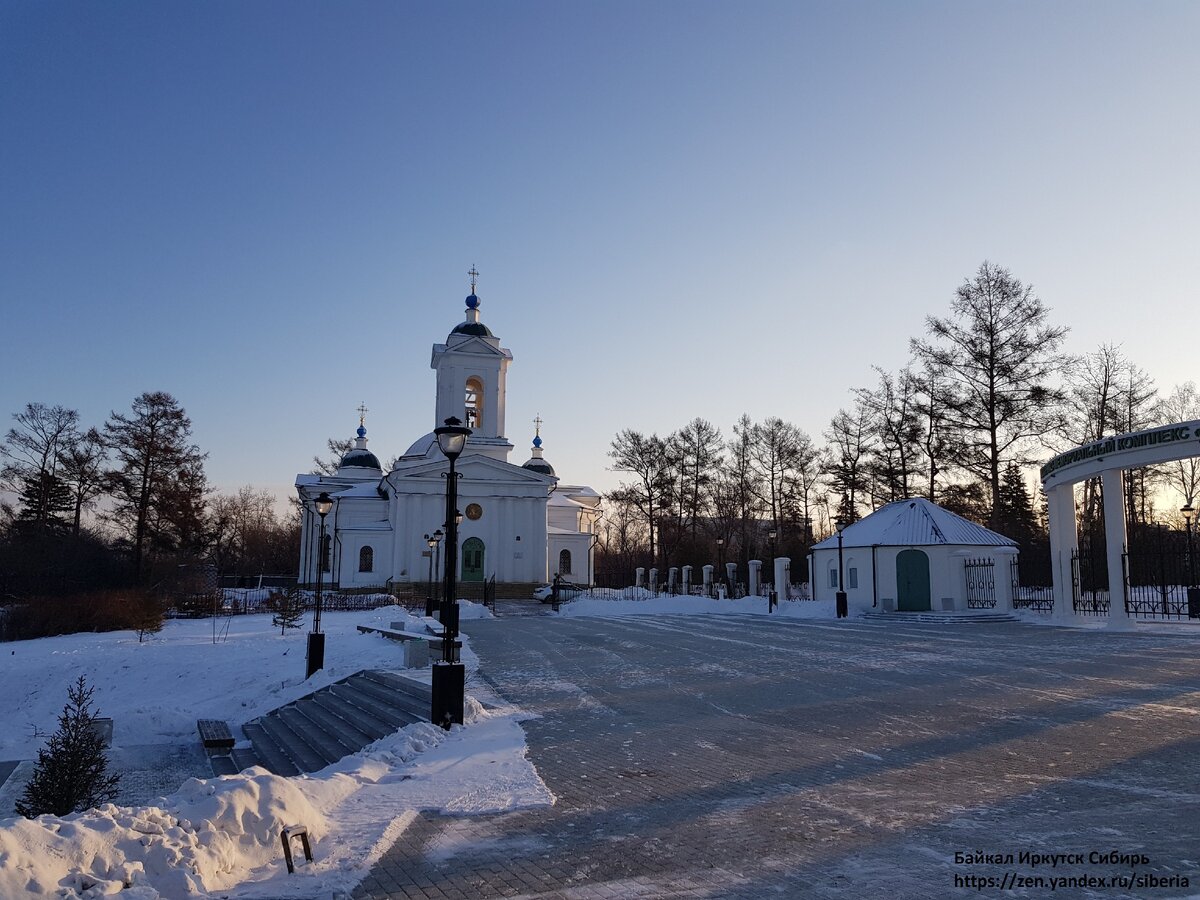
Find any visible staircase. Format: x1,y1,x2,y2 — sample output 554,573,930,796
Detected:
209,670,432,776
860,610,1020,624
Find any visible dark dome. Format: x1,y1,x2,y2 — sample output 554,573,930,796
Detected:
339,448,382,470
451,321,494,337
465,293,480,309
523,459,556,476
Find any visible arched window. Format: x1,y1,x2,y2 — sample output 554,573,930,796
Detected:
358,546,374,573
559,549,572,575
465,377,484,430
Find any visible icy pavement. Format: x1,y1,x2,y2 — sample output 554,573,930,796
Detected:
358,615,1200,899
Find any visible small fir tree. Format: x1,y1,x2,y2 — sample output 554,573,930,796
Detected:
15,676,120,817
270,586,305,635
129,591,165,642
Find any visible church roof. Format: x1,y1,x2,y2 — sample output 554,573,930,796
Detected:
450,320,494,338
811,498,1017,549
338,424,381,473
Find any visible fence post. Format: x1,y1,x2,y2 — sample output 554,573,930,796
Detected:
681,565,692,595
649,567,658,596
994,548,1017,613
748,560,761,598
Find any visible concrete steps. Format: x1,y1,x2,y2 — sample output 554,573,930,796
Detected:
235,670,432,776
860,610,1020,624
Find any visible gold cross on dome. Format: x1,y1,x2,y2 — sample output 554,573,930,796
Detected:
533,414,543,436
468,265,479,292
357,402,369,427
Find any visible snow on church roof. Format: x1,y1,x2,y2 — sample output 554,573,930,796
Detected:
811,498,1017,549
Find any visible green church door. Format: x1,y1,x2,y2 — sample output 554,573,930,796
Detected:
896,549,931,612
461,537,485,583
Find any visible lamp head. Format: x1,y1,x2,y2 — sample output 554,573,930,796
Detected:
716,538,724,547
768,530,777,540
835,518,846,535
433,528,444,543
455,509,464,526
434,416,471,460
1183,504,1194,523
315,491,334,518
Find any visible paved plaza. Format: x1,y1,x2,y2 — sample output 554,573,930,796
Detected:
355,614,1200,899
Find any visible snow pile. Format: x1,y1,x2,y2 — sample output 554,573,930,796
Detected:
0,607,552,898
0,768,337,896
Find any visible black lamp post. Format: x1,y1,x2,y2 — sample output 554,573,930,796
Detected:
768,528,777,562
306,491,334,678
432,416,471,728
835,517,848,619
424,531,443,617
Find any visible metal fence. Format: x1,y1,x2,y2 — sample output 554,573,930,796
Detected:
963,558,997,609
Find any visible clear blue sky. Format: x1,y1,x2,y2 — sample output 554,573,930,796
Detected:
3,1,1198,505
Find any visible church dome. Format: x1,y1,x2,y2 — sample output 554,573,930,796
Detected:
450,320,494,338
340,448,382,470
521,430,555,477
522,457,556,476
338,424,382,472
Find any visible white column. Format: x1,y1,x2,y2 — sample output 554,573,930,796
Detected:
668,566,678,592
774,557,791,601
635,567,645,588
682,565,692,594
993,547,1017,613
725,562,737,589
748,560,762,597
649,567,659,595
702,565,713,592
1102,468,1133,629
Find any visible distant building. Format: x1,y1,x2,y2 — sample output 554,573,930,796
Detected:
295,281,600,589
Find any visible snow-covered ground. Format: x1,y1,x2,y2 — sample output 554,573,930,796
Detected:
0,603,552,898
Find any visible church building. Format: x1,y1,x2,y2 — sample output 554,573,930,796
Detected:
295,279,600,591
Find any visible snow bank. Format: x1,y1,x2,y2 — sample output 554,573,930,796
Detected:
0,606,552,898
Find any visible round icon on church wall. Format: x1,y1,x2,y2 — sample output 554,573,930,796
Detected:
465,503,483,521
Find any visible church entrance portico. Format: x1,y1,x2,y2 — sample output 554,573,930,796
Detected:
1042,420,1200,626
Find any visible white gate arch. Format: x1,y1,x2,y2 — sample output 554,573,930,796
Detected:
1041,420,1200,626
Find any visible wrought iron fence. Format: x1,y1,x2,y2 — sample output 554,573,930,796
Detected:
963,558,997,609
1071,546,1110,615
1123,546,1196,619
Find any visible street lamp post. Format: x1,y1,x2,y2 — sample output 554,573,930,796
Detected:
768,529,777,562
306,491,334,679
424,531,443,617
835,518,848,619
432,416,471,728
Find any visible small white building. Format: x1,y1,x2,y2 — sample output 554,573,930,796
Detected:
809,498,1018,615
295,282,600,589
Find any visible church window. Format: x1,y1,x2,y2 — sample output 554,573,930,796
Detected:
465,377,484,430
359,546,374,573
559,549,572,575
828,566,838,589
848,567,858,589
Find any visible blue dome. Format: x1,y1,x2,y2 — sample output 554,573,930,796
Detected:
465,294,480,309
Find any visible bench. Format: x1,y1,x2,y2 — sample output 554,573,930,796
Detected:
197,719,235,752
356,625,430,668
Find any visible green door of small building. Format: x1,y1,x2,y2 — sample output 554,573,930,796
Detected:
896,548,931,611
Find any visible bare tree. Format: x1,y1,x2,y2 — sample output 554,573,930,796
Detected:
59,428,107,535
911,261,1069,527
1157,382,1200,509
608,430,672,566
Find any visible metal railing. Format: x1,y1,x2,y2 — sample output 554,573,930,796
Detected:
963,558,997,609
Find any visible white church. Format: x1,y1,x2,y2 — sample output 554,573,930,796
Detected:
295,281,601,590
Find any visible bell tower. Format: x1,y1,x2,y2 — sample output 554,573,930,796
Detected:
430,269,514,462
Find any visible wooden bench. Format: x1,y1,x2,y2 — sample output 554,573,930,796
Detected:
197,719,235,752
356,625,430,668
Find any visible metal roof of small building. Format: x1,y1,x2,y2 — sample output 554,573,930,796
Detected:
811,498,1017,549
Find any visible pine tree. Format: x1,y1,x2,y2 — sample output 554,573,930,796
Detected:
129,591,165,642
270,586,306,634
15,676,119,817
